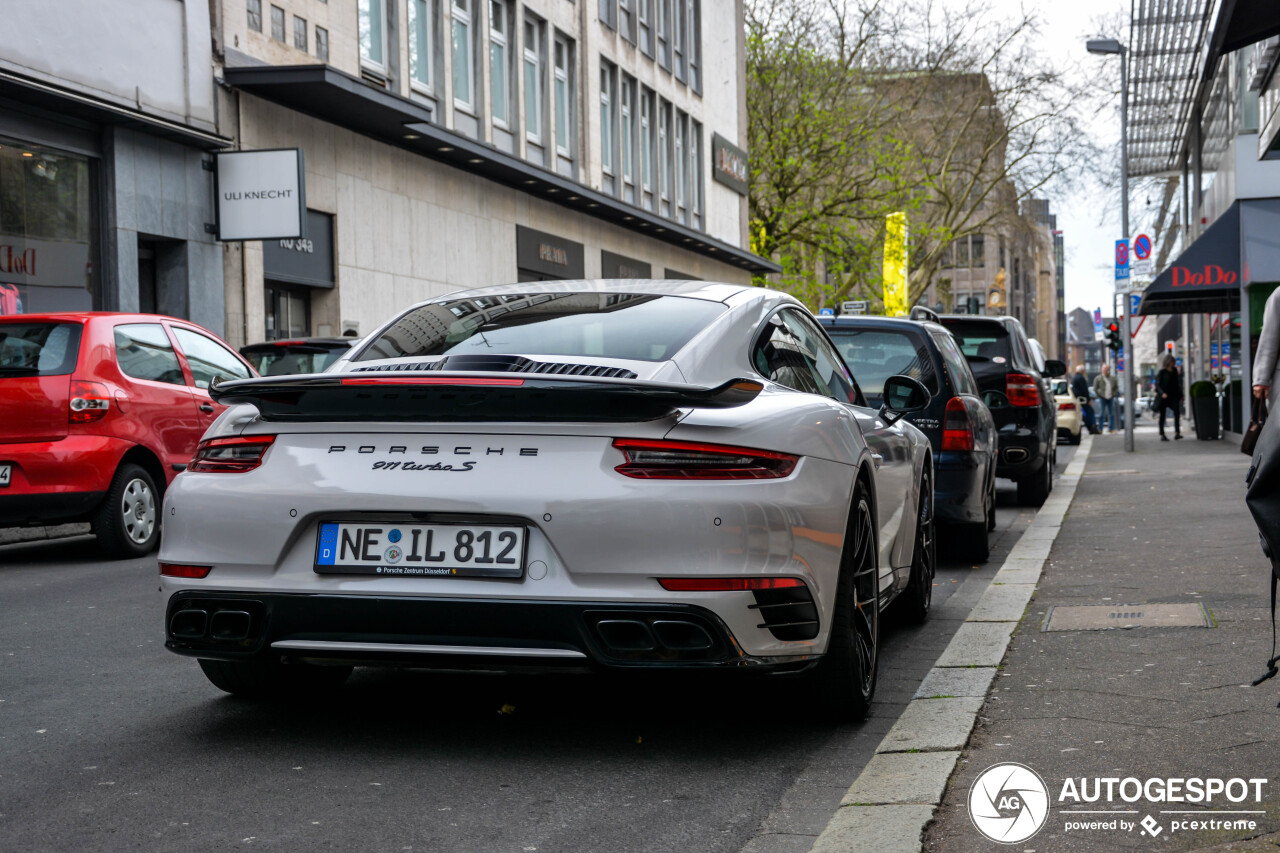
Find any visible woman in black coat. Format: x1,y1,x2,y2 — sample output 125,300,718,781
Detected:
1156,354,1183,441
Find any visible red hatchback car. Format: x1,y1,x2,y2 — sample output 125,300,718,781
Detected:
0,313,256,558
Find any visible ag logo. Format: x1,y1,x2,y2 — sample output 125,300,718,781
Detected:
968,763,1050,844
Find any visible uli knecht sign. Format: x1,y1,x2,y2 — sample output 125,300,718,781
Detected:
215,149,307,242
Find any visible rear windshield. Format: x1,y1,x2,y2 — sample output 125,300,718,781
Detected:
942,321,1012,364
244,345,347,376
355,293,724,363
0,322,82,377
824,327,939,396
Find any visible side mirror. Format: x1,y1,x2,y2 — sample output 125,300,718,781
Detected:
1044,359,1067,378
880,375,931,425
982,390,1012,410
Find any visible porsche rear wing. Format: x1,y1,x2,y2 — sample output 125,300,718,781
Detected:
208,372,765,422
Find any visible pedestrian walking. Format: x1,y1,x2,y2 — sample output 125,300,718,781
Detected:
1093,364,1119,433
1156,353,1183,441
1253,287,1280,406
1071,364,1097,434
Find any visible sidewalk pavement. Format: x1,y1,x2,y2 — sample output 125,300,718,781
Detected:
924,427,1280,851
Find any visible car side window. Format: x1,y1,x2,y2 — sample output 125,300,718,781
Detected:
752,312,822,395
933,330,978,397
114,323,185,385
778,309,857,402
172,328,252,389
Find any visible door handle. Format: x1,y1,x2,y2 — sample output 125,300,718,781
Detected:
199,403,215,413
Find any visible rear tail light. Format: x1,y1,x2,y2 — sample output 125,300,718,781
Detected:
941,397,975,452
1006,373,1040,407
69,380,111,424
159,563,212,578
657,577,806,591
613,438,798,480
189,435,276,473
1057,401,1077,411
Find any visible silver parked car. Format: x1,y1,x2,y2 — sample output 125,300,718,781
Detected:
159,281,935,721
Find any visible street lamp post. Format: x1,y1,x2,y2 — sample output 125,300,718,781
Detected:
1087,37,1135,452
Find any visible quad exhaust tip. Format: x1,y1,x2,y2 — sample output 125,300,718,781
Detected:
591,616,716,658
1004,447,1030,464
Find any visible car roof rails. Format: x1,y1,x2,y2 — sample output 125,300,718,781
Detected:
909,306,940,324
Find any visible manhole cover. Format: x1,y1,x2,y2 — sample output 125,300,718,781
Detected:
1041,603,1212,632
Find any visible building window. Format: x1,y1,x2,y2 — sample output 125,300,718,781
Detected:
247,0,262,32
490,0,511,125
619,0,634,42
452,0,474,111
409,0,433,89
656,0,670,68
640,87,653,197
270,5,286,41
657,99,669,211
359,0,385,67
690,119,702,228
620,75,635,186
637,0,653,56
294,16,308,51
674,110,686,221
971,234,985,268
524,17,545,142
672,0,685,81
688,0,701,92
554,34,573,158
316,26,329,61
600,62,615,177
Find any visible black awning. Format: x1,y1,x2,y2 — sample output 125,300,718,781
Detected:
223,64,780,275
1211,0,1280,60
1138,202,1241,315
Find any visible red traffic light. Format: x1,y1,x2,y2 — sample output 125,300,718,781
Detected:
1106,322,1120,333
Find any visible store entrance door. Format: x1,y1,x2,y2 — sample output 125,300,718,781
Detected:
264,282,310,340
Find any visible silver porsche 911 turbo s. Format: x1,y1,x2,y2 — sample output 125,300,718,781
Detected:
159,281,935,721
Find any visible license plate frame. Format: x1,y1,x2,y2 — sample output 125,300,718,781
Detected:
314,521,527,578
0,463,9,488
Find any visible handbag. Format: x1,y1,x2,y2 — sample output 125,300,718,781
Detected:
1244,396,1268,456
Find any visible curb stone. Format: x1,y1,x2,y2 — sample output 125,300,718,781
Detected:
806,433,1094,853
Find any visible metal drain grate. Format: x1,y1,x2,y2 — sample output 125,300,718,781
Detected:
1041,603,1212,632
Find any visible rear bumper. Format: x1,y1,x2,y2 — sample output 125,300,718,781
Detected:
934,451,987,525
0,435,129,524
163,591,816,672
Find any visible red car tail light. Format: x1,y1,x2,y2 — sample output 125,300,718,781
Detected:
159,563,212,578
1006,373,1040,407
189,435,276,473
612,438,798,480
941,397,975,452
657,577,807,591
68,380,111,424
1057,401,1076,411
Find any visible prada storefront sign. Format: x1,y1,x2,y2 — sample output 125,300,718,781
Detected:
601,250,651,279
263,210,334,288
516,225,585,280
712,134,748,196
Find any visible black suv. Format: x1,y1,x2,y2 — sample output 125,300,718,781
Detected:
819,314,999,559
937,315,1066,506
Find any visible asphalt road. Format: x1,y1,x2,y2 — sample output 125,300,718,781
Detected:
0,448,1074,853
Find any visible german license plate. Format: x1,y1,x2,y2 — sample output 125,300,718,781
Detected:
315,522,525,578
0,464,9,488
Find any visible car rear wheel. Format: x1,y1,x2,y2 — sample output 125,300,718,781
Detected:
92,463,159,559
800,480,878,722
1068,428,1082,446
901,472,934,624
955,520,990,562
198,659,353,698
1016,453,1052,508
986,479,997,532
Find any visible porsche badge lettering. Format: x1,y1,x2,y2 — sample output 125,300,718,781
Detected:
326,444,539,472
372,460,477,472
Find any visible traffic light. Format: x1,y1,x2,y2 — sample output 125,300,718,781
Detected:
1106,322,1122,352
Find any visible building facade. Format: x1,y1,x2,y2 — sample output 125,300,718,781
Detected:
214,0,771,345
0,1,227,332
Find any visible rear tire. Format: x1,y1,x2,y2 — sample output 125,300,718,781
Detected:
1068,429,1082,446
954,521,990,562
92,463,160,559
1016,454,1052,508
986,479,997,532
901,473,934,624
799,480,878,723
198,659,352,698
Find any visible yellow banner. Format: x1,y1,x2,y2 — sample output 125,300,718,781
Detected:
882,212,908,316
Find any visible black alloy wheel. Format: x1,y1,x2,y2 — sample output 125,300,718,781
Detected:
902,472,935,623
801,480,879,722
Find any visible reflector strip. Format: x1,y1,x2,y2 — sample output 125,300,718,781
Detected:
657,577,806,591
339,377,526,387
159,563,212,578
